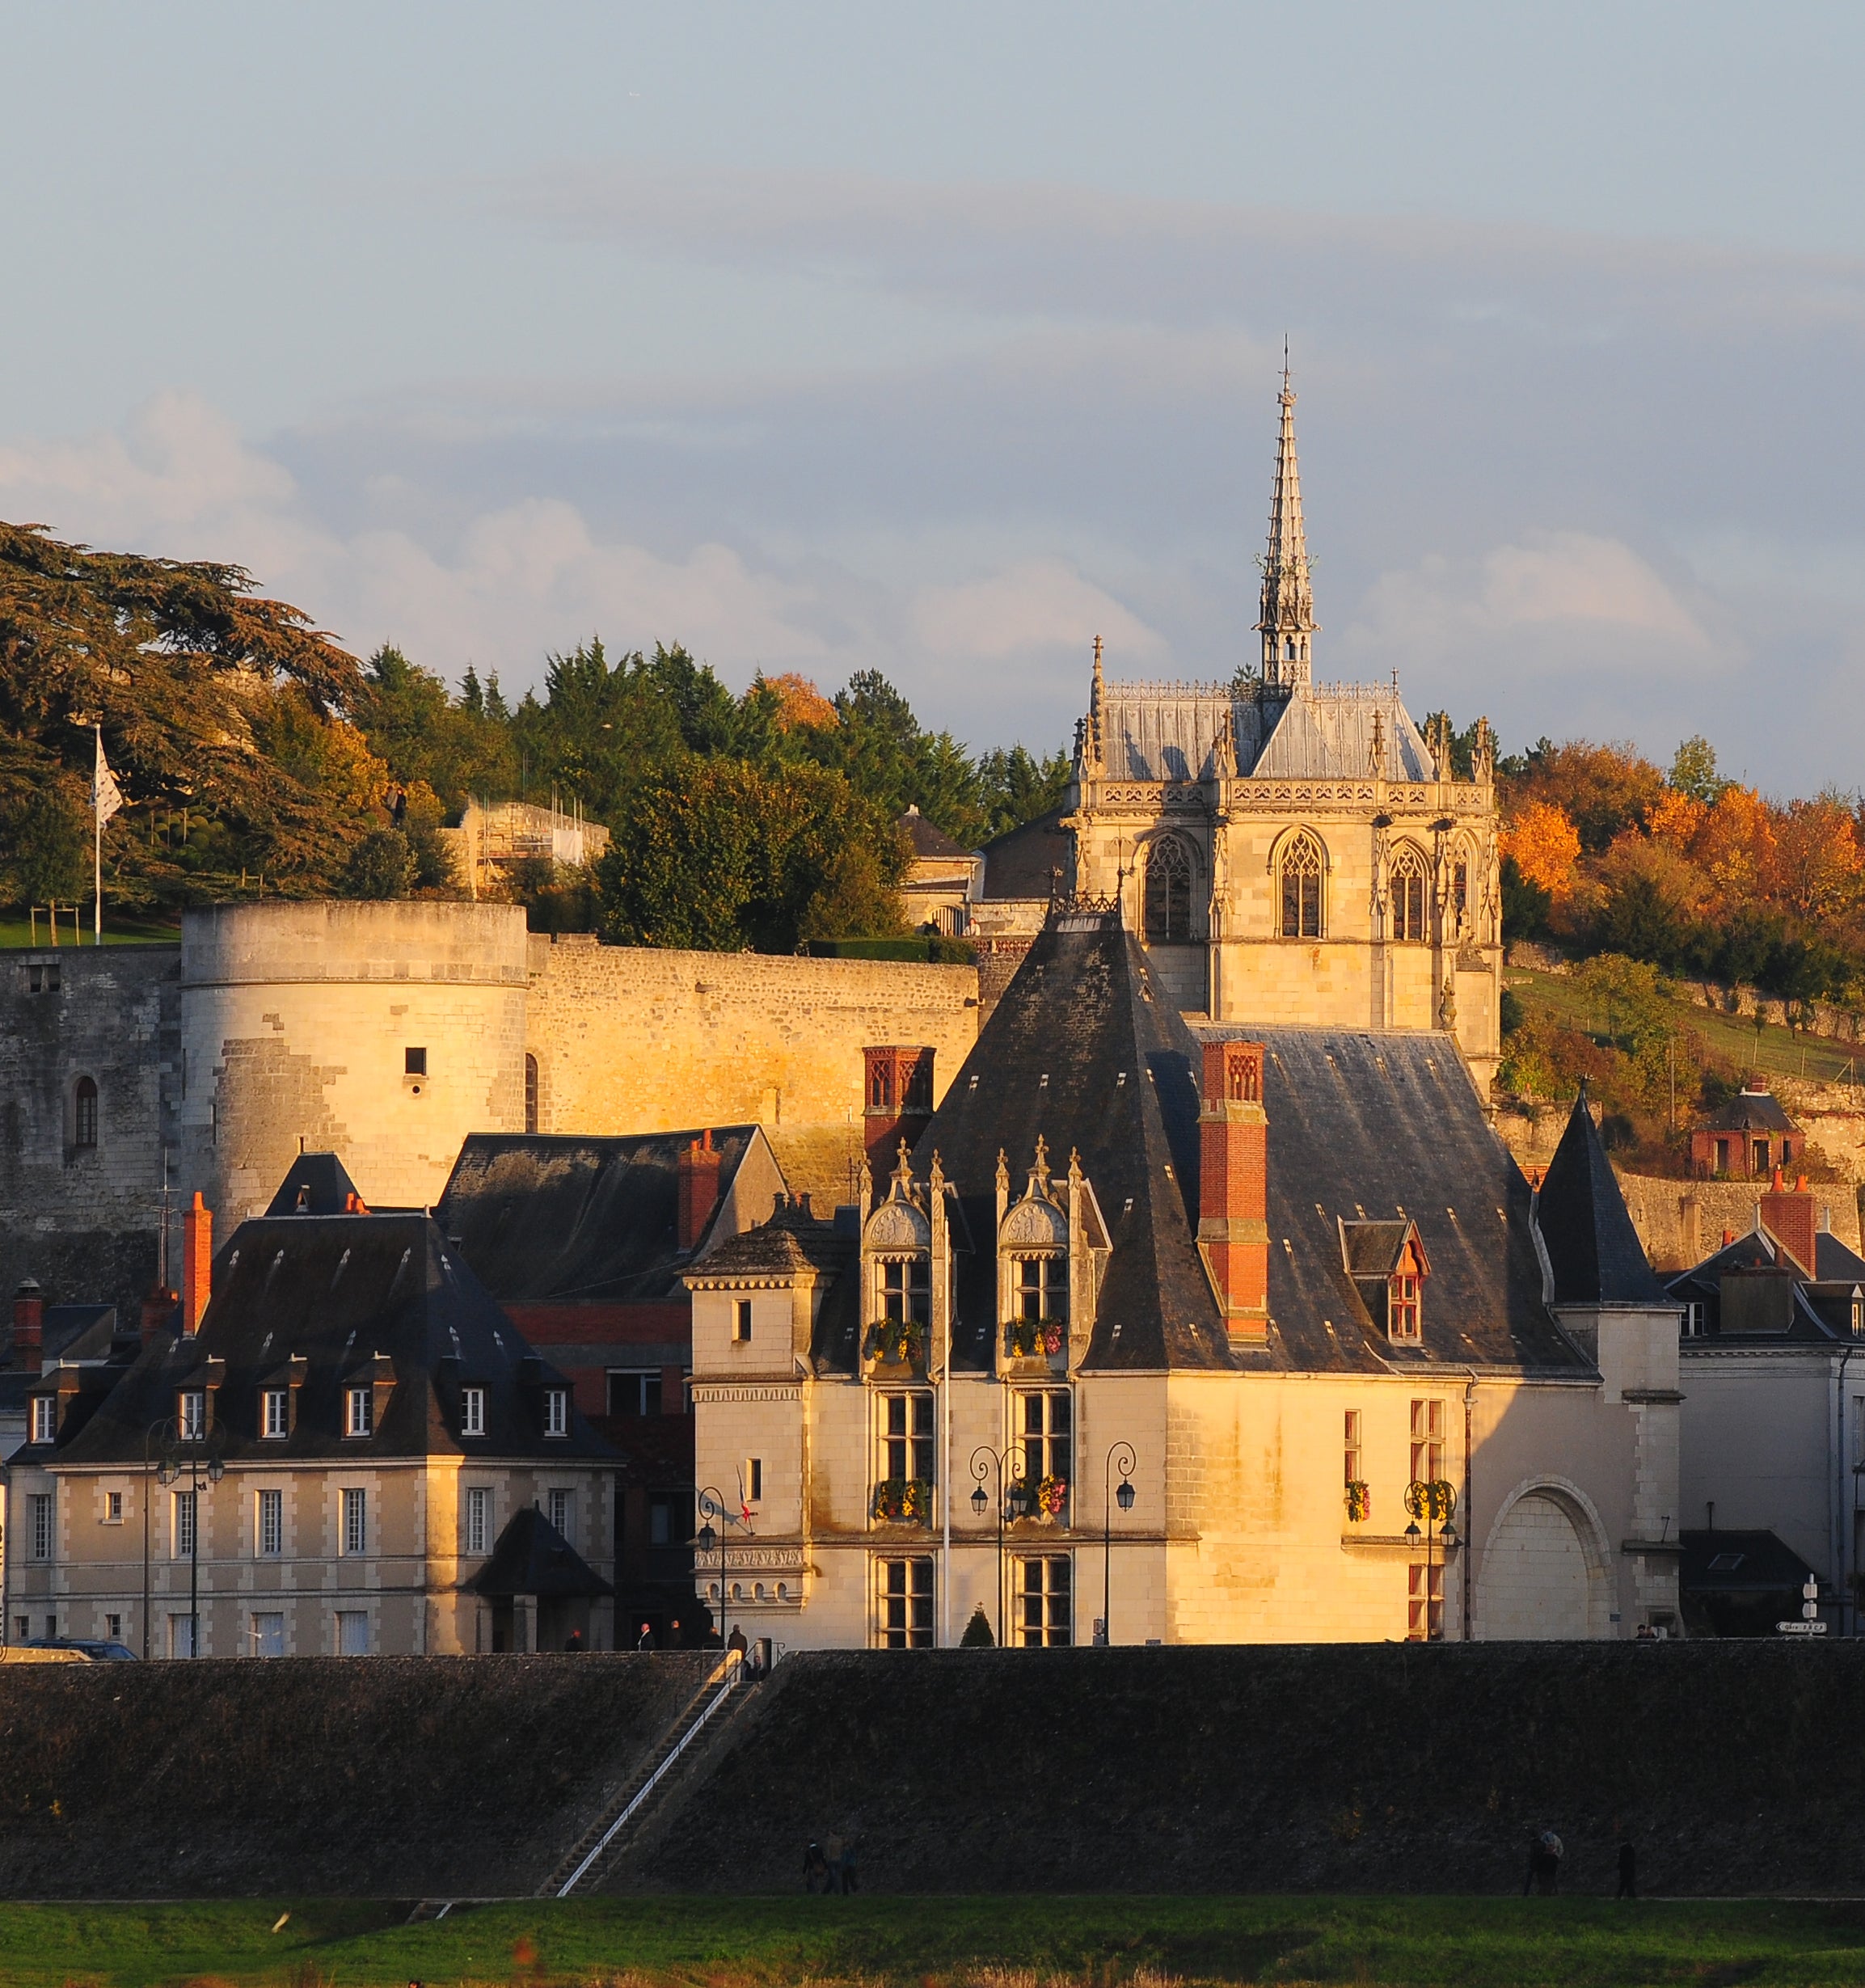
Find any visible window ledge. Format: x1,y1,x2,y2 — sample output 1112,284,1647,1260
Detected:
1340,1533,1462,1555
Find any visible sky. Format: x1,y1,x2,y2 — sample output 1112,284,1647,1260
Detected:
2,2,1863,792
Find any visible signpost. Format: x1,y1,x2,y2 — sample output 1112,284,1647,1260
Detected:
1778,1577,1828,1636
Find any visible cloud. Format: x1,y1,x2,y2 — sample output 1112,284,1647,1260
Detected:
909,558,1162,662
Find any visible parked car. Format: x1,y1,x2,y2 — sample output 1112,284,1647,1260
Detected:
19,1638,137,1661
0,1644,89,1663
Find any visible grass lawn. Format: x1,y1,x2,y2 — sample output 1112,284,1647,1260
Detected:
6,1895,1865,1988
1508,964,1865,1091
0,910,180,949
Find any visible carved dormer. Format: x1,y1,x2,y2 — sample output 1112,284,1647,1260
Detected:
860,1142,932,1371
995,1138,1111,1376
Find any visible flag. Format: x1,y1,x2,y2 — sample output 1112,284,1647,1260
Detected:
93,730,123,826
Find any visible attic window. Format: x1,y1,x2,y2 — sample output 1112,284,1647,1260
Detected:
405,1047,427,1076
263,1389,289,1438
345,1387,373,1437
462,1387,486,1437
1707,1552,1745,1573
544,1389,568,1437
968,1075,979,1091
1390,1273,1421,1340
179,1391,206,1440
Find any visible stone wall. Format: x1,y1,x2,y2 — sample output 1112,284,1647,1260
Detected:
0,945,179,1319
526,935,980,1138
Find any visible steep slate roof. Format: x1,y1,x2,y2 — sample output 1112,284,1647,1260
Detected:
466,1505,614,1599
977,808,1071,901
910,910,1231,1373
436,1128,773,1303
265,1150,365,1216
1666,1223,1865,1341
1095,682,1434,783
1247,1030,1585,1373
1698,1087,1797,1133
30,1212,614,1469
897,807,971,860
1534,1091,1667,1306
1678,1528,1816,1598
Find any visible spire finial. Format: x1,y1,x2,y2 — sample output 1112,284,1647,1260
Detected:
1256,352,1317,691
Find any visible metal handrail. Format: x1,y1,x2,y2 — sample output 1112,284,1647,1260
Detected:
555,1651,744,1897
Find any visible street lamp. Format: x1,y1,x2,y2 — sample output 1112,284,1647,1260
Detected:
1100,1441,1136,1647
969,1443,1027,1647
695,1486,729,1660
1404,1479,1457,1642
151,1418,225,1658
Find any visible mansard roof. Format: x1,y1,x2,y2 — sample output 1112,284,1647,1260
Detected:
31,1210,614,1469
437,1126,778,1303
914,910,1232,1373
1536,1092,1669,1306
1092,681,1435,784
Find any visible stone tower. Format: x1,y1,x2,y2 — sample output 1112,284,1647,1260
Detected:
1065,372,1504,1089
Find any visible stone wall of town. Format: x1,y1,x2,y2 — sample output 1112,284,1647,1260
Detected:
525,935,980,1138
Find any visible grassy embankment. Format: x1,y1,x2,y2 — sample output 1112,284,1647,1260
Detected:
1508,964,1865,1091
5,1895,1865,1988
0,910,180,948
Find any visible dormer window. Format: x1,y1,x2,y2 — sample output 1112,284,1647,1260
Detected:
883,1259,930,1325
263,1388,289,1438
345,1387,373,1437
179,1390,205,1440
1341,1218,1430,1344
544,1388,568,1437
1017,1256,1067,1324
1390,1270,1421,1340
31,1396,55,1446
462,1387,485,1437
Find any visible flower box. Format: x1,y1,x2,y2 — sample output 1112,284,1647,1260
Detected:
863,1319,927,1365
870,1477,932,1525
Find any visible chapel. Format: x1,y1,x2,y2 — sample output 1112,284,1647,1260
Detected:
966,371,1504,1090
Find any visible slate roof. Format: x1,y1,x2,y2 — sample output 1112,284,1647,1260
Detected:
1095,682,1435,783
977,808,1071,901
436,1128,775,1303
1534,1091,1668,1305
898,807,972,861
1679,1528,1816,1598
1666,1224,1865,1341
265,1151,365,1216
1698,1088,1797,1134
466,1505,614,1600
688,1194,854,1282
23,1211,615,1469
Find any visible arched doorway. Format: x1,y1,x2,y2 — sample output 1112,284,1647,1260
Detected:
1477,1486,1608,1640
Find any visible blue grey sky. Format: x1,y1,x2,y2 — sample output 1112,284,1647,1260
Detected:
3,3,1861,791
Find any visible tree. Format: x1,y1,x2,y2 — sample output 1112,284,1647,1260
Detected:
1500,855,1552,939
6,785,88,907
1501,800,1581,900
1500,739,1664,853
343,829,414,900
1669,735,1727,804
959,1604,995,1648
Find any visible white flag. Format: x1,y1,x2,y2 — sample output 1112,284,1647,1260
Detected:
93,729,123,827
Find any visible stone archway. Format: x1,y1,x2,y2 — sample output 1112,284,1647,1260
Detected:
1476,1480,1613,1640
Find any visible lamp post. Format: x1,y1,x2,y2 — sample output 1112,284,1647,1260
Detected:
969,1443,1028,1648
695,1485,729,1658
153,1418,225,1658
1404,1479,1457,1643
1100,1441,1137,1647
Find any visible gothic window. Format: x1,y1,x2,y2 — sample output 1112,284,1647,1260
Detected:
881,1257,930,1326
1390,846,1428,943
1143,835,1192,943
1278,831,1324,939
73,1075,98,1150
1452,858,1469,928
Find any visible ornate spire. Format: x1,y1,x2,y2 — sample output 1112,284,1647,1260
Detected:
1082,635,1106,773
1256,352,1318,691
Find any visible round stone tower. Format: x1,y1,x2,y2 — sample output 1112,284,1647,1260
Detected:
177,901,530,1223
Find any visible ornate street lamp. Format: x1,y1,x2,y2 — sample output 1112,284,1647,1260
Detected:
151,1417,225,1658
1100,1441,1137,1646
970,1443,1027,1647
695,1485,729,1660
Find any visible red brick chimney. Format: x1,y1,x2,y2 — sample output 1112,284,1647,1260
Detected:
863,1046,935,1176
1761,1169,1818,1277
11,1280,43,1376
677,1130,723,1251
1198,1040,1269,1344
182,1191,213,1335
139,1285,178,1347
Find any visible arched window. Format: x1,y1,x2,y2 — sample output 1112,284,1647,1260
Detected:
524,1053,539,1135
1278,831,1324,939
1143,835,1193,943
1390,846,1428,943
73,1076,98,1150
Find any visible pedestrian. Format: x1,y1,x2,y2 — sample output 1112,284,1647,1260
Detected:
823,1830,844,1894
563,1628,584,1652
803,1840,830,1894
1524,1830,1562,1896
637,1622,655,1651
1617,1841,1636,1898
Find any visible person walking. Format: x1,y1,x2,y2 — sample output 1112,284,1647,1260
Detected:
803,1840,830,1894
823,1831,844,1894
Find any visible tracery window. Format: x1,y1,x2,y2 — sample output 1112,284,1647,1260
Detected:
1278,831,1323,939
1390,846,1428,943
1451,858,1469,930
1143,834,1193,943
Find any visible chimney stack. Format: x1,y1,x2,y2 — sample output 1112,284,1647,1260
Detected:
139,1285,178,1348
677,1129,723,1251
11,1279,43,1376
1198,1040,1269,1344
1760,1172,1818,1278
863,1046,936,1176
182,1191,213,1335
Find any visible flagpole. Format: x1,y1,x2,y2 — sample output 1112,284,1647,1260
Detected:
94,724,103,946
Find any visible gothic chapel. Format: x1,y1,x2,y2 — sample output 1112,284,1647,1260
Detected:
1064,371,1504,1090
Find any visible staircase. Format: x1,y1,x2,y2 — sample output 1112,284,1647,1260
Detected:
539,1651,749,1897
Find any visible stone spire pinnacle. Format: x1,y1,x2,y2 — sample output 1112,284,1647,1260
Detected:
1256,352,1318,690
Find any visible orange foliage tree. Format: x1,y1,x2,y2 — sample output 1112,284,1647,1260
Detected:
1501,800,1581,900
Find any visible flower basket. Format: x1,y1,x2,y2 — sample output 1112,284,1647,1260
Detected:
1344,1479,1371,1524
1403,1478,1457,1525
1033,1475,1067,1521
864,1318,927,1365
870,1477,932,1525
1004,1319,1065,1359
